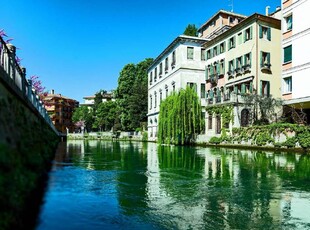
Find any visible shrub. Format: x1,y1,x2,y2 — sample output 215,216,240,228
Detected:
255,132,274,146
273,142,282,148
297,132,310,149
282,137,297,148
209,136,222,145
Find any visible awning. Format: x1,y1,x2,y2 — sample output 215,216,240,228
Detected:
225,76,254,87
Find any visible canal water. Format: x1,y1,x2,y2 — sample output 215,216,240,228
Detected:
36,140,310,230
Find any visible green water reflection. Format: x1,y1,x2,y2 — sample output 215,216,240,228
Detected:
44,140,310,229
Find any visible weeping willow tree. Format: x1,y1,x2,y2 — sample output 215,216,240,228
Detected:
158,87,204,145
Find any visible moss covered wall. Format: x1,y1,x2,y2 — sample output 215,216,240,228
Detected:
0,79,59,229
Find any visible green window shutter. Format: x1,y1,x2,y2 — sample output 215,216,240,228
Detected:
223,61,225,73
249,81,253,93
223,41,226,52
260,51,263,67
250,26,253,39
243,55,247,66
267,53,270,64
210,90,214,98
284,45,292,63
240,56,243,66
259,25,263,38
267,27,271,41
241,83,246,94
210,65,214,75
260,81,263,95
249,52,252,67
217,45,220,55
205,66,209,80
217,62,220,74
217,88,221,97
234,85,238,93
267,81,270,96
244,31,246,42
233,36,236,47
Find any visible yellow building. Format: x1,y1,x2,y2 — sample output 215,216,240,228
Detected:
203,13,281,135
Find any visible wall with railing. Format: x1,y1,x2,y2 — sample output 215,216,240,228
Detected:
0,36,58,135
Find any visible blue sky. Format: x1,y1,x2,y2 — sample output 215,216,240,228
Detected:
1,0,280,103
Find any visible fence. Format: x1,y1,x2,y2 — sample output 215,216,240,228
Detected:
0,36,58,135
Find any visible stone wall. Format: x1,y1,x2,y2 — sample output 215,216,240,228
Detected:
0,76,59,229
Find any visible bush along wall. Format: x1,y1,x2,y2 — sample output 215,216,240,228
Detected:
208,123,310,151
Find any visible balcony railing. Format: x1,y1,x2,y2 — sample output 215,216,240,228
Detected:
0,36,58,135
260,63,271,71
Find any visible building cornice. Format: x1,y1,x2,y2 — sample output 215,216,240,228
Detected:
148,35,209,71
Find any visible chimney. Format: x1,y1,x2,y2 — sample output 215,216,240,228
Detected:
51,89,54,94
265,6,270,16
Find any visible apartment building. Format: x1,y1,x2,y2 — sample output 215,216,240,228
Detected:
43,90,79,134
204,13,281,136
198,10,246,39
80,92,114,109
147,10,247,141
281,0,310,124
147,35,208,140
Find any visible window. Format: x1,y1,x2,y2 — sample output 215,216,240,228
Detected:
208,116,212,129
187,82,197,91
201,48,206,61
149,72,153,85
154,67,157,82
236,56,242,69
159,90,163,102
260,51,270,68
149,96,152,109
260,80,270,96
238,32,243,45
154,92,157,108
285,14,292,31
213,46,218,56
165,57,169,72
171,51,176,68
159,63,163,77
228,60,234,71
206,49,212,59
284,45,292,63
259,25,271,41
244,27,252,41
220,60,225,75
283,76,292,93
229,16,234,24
165,85,168,97
228,36,235,50
200,83,205,98
220,42,225,53
244,52,251,67
187,47,194,60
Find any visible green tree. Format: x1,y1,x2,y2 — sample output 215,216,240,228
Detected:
94,89,107,111
115,58,153,131
243,95,283,125
72,106,94,131
93,101,118,131
183,24,198,37
158,87,204,145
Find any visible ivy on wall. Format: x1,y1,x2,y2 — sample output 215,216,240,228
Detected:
205,104,234,128
158,87,204,145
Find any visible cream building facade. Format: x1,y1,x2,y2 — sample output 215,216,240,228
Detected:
204,13,281,136
281,0,310,123
147,10,246,141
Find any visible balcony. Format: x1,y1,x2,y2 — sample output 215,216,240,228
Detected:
260,63,271,72
223,93,230,101
215,96,221,104
209,74,218,85
227,70,234,79
235,67,242,75
242,64,251,73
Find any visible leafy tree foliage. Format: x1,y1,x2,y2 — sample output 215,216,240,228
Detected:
243,95,283,125
115,58,153,131
158,87,204,145
72,106,94,131
93,101,118,131
183,24,198,37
